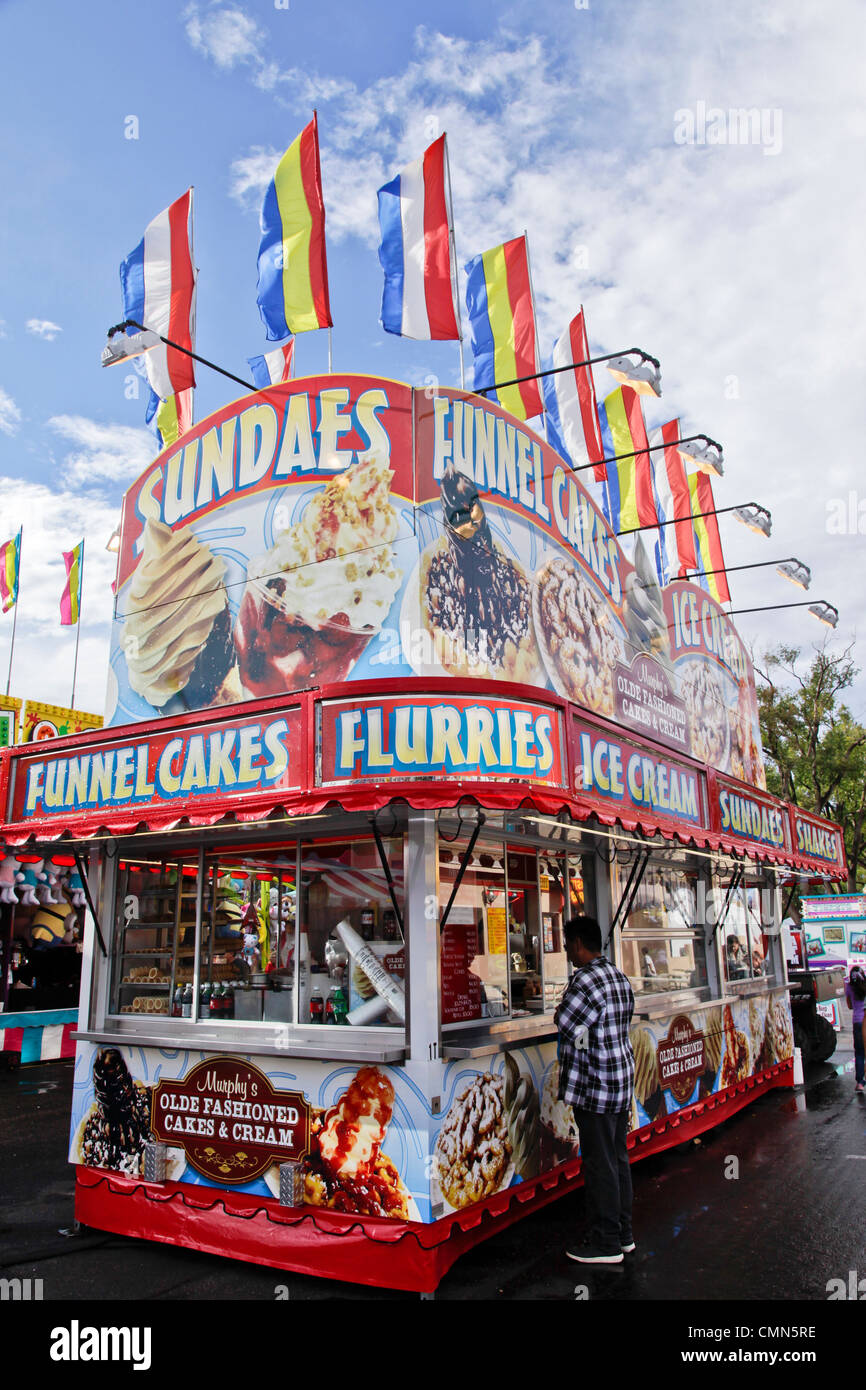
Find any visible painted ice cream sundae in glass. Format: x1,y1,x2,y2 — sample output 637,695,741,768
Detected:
235,456,402,696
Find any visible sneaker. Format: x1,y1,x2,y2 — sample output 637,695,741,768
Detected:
621,1239,636,1253
856,1083,864,1093
566,1244,624,1265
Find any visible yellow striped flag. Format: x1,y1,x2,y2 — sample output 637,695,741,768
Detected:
257,114,333,337
0,531,21,613
60,540,84,626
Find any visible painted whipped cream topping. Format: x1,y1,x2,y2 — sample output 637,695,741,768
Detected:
245,455,401,632
123,519,232,709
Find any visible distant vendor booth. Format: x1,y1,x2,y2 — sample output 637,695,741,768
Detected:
0,376,847,1291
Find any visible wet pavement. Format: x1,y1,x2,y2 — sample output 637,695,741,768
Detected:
1,1030,865,1359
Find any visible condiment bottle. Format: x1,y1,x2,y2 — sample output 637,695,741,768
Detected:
309,979,324,1024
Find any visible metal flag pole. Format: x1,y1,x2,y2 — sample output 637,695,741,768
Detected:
328,326,333,373
70,538,84,710
5,528,21,698
523,229,548,442
443,135,465,390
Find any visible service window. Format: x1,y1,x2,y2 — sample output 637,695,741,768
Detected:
439,839,509,1027
297,838,404,1028
110,857,199,1017
617,860,709,999
199,849,297,1023
744,881,780,982
718,880,779,984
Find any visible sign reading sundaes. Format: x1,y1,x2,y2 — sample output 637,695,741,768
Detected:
319,695,565,786
714,779,789,851
11,709,302,820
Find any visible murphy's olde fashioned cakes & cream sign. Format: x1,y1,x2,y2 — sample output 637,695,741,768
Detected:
656,1015,706,1105
150,1057,310,1183
106,376,768,791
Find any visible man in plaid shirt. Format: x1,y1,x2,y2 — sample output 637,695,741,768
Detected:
555,914,635,1264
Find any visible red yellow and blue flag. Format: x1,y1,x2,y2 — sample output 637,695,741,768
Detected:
688,472,731,604
60,540,84,627
145,388,194,451
598,386,659,533
0,531,21,613
464,236,543,421
257,114,333,339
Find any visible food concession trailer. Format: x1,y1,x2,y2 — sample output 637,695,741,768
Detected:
0,375,846,1292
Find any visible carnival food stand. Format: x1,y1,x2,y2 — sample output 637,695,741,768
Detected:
0,375,847,1291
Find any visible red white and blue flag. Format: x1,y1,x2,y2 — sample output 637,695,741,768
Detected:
542,309,607,482
650,419,698,583
377,135,459,341
119,188,197,402
247,339,295,389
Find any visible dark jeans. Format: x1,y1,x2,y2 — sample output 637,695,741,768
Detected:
854,1021,865,1086
574,1105,633,1252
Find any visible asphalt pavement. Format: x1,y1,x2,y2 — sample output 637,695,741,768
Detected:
2,1021,864,1366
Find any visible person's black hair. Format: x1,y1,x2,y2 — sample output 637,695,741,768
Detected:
726,935,741,950
850,967,866,1002
564,915,602,953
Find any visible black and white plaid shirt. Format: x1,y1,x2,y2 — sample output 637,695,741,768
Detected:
555,956,635,1113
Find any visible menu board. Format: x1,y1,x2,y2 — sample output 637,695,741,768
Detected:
486,906,507,956
440,916,481,1024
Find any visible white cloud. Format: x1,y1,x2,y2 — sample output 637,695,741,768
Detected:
48,416,155,487
0,478,119,716
184,2,264,70
26,318,63,341
196,1,866,701
0,388,22,437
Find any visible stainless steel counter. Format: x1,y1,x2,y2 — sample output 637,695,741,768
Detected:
73,1027,407,1064
441,1015,558,1058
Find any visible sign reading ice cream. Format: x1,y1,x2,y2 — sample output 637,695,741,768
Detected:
572,717,706,829
105,374,768,794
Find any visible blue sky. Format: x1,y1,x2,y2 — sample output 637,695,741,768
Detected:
1,0,864,713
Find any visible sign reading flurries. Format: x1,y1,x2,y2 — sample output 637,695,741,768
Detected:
319,695,565,786
11,708,303,821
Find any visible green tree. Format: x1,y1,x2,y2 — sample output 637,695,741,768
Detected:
755,642,866,892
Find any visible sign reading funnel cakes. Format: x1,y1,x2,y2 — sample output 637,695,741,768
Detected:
533,556,622,716
420,466,540,681
433,1072,512,1209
